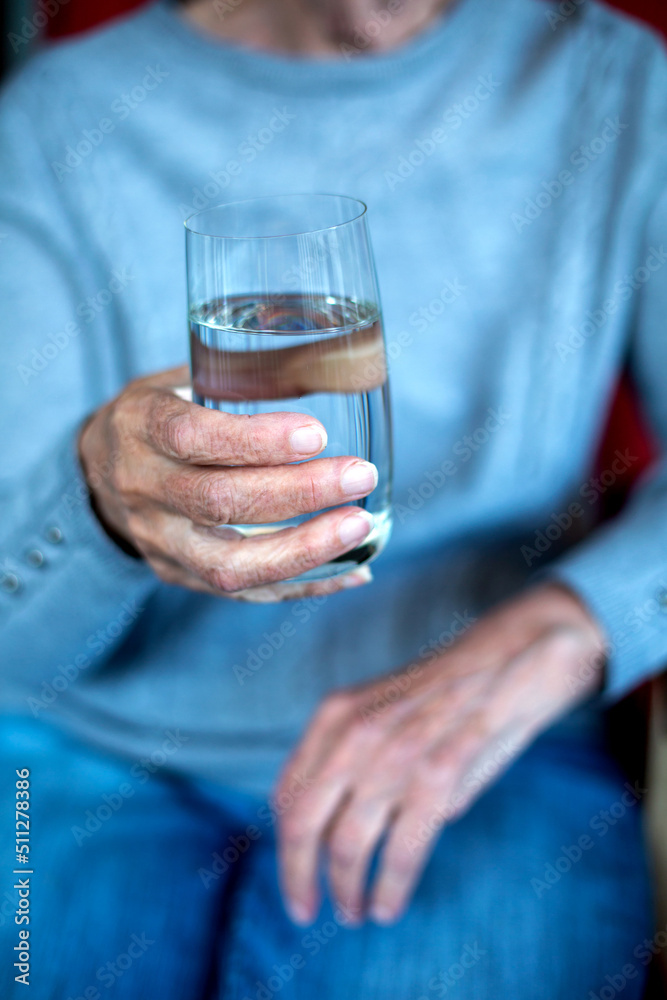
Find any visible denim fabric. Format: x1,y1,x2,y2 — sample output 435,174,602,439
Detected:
0,716,652,999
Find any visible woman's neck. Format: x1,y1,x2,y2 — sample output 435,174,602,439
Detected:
180,0,456,57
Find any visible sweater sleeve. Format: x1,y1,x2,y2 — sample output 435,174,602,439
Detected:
0,68,159,694
549,41,667,702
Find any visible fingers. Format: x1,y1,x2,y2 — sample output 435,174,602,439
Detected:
326,794,396,922
278,773,350,924
277,690,364,800
228,565,373,603
367,729,507,925
273,696,486,927
181,505,376,593
319,728,423,920
141,388,329,466
364,737,498,925
148,554,372,603
275,693,359,924
368,799,442,925
161,457,378,526
275,692,387,925
191,323,387,402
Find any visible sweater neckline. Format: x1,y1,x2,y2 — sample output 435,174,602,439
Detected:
151,0,479,93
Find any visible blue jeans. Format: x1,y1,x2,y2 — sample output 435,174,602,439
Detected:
0,715,652,999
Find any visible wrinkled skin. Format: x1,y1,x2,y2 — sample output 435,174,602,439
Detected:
79,364,379,601
79,0,609,928
275,584,605,925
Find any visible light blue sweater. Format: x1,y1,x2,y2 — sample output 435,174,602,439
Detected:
1,0,666,793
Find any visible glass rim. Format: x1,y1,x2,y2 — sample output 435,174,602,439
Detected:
184,192,368,241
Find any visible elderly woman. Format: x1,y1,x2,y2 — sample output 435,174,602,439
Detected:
1,0,665,996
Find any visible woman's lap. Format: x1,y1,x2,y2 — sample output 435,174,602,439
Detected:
0,715,652,999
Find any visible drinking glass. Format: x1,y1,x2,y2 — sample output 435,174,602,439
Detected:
185,193,393,582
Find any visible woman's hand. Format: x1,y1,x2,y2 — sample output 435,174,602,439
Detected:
275,583,606,924
78,364,378,601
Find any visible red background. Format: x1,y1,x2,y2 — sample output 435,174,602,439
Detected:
43,0,667,42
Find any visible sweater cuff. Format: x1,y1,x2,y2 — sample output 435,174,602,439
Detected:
25,423,154,582
1,424,158,677
548,521,667,702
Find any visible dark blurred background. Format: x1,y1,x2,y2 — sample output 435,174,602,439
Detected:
1,0,666,82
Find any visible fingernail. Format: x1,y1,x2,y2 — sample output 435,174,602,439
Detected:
340,461,378,497
369,903,396,925
286,899,313,926
338,510,374,548
341,566,373,588
290,425,327,455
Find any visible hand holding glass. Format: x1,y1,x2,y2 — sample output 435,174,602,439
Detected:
186,194,393,583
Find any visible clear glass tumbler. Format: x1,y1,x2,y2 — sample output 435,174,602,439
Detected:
185,193,393,582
